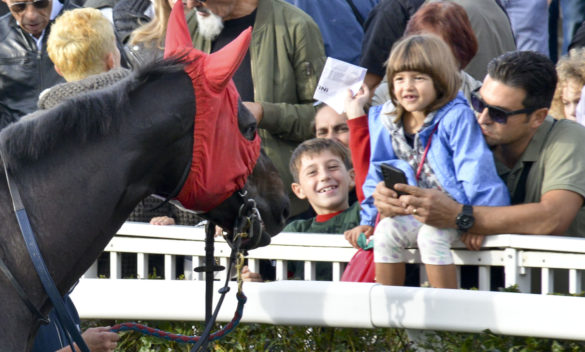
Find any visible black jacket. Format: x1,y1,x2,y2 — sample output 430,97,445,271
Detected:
0,1,77,120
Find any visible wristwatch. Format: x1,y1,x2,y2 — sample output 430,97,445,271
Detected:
455,204,474,232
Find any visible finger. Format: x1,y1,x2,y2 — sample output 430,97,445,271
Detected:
394,183,423,197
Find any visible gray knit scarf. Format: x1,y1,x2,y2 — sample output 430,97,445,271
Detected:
37,67,131,110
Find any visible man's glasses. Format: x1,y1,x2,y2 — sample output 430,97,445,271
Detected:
470,89,535,124
8,0,50,13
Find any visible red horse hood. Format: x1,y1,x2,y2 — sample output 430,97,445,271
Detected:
164,1,260,212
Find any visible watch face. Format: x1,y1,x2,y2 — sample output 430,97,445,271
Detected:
456,205,474,231
458,215,473,230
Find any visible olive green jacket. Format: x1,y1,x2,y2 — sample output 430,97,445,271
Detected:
186,0,326,215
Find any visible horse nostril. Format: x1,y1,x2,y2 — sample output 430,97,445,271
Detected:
281,203,290,223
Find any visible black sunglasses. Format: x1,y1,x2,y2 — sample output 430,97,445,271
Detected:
470,89,535,124
9,0,50,13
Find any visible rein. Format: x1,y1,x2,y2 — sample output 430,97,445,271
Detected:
0,151,90,352
111,190,262,351
1,143,259,350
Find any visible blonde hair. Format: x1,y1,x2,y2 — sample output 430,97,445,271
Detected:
550,48,585,119
385,34,461,119
48,8,117,82
129,0,172,49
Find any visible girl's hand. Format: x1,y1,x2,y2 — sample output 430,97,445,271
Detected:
344,84,370,119
344,225,373,249
373,181,409,218
461,233,485,251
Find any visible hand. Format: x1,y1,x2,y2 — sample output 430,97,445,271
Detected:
81,326,119,352
214,225,225,237
461,233,485,251
372,181,409,218
149,216,175,225
344,84,370,119
243,101,264,124
241,265,263,282
344,225,373,249
395,184,460,229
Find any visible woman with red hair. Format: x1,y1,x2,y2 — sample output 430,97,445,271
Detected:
372,1,481,106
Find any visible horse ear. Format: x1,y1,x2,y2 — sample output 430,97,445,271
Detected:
204,27,252,90
164,0,192,58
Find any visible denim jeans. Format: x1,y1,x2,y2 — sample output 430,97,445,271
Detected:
502,0,550,56
561,0,585,54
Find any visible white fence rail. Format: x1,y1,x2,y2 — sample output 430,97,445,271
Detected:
83,222,585,294
71,280,585,341
72,222,585,340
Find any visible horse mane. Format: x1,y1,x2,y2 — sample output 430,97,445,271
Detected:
0,57,189,167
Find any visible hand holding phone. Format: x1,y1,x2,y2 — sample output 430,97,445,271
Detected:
381,163,407,197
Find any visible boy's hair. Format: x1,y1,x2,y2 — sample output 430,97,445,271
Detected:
129,0,172,49
487,51,557,110
405,1,478,70
289,138,352,183
386,34,461,118
48,8,117,82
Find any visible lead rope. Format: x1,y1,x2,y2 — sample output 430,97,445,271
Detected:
109,252,247,345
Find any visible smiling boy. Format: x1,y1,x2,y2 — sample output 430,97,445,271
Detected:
286,138,359,233
283,138,360,280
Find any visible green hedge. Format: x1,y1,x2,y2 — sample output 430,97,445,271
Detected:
84,319,585,351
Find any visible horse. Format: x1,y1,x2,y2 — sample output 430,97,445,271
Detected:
0,57,290,351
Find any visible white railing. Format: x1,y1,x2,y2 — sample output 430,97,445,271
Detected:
83,222,585,295
71,280,585,341
71,222,585,341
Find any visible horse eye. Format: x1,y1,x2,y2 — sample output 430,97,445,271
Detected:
244,122,256,140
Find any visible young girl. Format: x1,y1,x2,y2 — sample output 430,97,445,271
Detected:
345,34,510,288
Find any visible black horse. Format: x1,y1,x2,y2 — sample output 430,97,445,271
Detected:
0,58,289,350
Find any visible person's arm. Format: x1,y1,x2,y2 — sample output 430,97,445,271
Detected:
395,184,584,235
256,15,326,142
347,115,370,203
359,0,423,90
346,85,371,203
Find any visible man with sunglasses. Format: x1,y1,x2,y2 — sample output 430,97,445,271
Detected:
0,0,77,122
376,51,585,249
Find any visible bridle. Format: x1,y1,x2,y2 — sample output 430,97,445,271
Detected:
0,149,263,351
111,189,263,351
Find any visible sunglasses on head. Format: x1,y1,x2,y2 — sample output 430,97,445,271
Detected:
470,89,535,124
9,0,50,13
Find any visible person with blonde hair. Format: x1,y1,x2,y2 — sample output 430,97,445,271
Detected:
550,48,585,121
345,34,509,288
48,8,121,82
125,0,173,66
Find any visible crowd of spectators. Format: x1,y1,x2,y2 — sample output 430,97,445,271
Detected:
2,0,585,348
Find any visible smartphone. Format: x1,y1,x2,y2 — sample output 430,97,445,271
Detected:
381,163,407,196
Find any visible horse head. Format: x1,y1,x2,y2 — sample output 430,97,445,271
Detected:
162,1,289,249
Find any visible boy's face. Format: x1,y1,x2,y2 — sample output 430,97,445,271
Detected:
291,150,355,215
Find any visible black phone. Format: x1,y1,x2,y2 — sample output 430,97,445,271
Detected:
381,163,407,196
